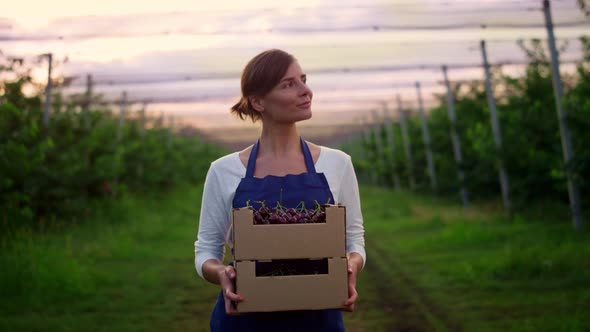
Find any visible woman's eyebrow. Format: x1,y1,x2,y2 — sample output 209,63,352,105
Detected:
280,77,295,83
280,74,307,83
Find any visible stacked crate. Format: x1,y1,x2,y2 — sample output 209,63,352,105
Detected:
232,204,348,313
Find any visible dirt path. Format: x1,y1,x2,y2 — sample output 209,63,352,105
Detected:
365,244,464,332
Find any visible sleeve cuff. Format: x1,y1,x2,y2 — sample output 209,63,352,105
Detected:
346,244,366,271
195,253,223,279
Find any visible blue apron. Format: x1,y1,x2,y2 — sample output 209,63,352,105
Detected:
209,137,345,332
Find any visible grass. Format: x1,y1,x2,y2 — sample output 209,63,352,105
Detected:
0,184,384,332
361,184,590,331
0,186,218,332
1,182,588,331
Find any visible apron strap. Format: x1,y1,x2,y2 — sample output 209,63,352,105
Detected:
245,137,316,178
300,137,317,174
245,139,259,178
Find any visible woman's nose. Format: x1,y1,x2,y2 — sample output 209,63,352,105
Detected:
299,82,312,98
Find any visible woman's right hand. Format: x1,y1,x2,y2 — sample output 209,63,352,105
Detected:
218,265,244,315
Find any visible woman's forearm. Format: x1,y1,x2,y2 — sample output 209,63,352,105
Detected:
346,252,363,272
202,258,227,285
347,252,364,273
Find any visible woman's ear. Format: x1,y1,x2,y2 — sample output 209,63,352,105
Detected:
249,96,265,113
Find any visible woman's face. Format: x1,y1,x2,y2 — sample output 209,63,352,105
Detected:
258,61,313,124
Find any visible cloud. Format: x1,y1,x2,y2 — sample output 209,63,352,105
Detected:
2,0,587,128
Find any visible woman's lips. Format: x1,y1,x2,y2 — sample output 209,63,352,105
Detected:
297,101,311,108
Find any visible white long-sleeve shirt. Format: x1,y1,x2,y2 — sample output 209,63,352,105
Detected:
194,145,366,279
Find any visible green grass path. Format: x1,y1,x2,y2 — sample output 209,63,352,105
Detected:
2,184,589,331
361,185,590,332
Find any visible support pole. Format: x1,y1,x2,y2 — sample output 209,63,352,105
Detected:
383,103,401,190
543,0,584,230
416,82,438,191
481,40,513,216
117,91,127,142
42,53,53,130
443,65,469,207
397,94,416,190
83,74,92,129
365,115,378,184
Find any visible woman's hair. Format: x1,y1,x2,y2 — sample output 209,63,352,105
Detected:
231,49,295,122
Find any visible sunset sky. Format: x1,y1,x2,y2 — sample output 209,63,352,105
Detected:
1,0,589,133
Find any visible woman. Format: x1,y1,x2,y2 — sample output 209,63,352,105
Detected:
194,49,366,331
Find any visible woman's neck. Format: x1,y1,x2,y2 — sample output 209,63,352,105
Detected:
259,122,301,159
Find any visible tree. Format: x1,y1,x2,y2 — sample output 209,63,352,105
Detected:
578,0,590,17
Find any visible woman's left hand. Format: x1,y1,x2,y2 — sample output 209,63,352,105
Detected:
342,253,363,312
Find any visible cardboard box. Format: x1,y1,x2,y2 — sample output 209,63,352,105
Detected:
232,205,346,261
232,204,348,313
235,257,348,313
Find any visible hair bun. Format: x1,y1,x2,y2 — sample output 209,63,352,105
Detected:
230,97,250,121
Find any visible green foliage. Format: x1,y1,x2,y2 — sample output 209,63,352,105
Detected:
0,63,225,230
346,36,590,213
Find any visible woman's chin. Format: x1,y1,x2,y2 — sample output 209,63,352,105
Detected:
296,109,312,122
280,109,311,124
